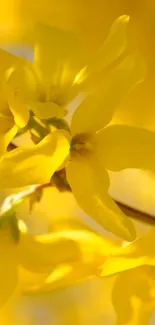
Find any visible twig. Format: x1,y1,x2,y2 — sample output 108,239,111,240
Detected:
116,200,155,226
0,182,52,215
7,142,17,151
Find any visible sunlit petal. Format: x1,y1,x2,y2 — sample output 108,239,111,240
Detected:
86,15,129,76
20,229,116,294
71,53,145,135
112,268,152,325
8,90,29,128
18,231,81,273
18,266,48,292
6,58,38,128
96,125,155,172
34,23,85,86
100,228,155,276
30,101,65,119
0,130,69,188
66,156,136,241
0,117,17,155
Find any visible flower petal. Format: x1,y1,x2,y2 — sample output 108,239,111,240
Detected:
6,58,38,128
111,268,152,325
0,116,17,156
18,266,48,292
71,53,145,135
30,101,65,119
18,231,82,274
0,84,18,154
0,130,69,188
8,89,30,128
96,125,155,171
99,228,155,277
86,15,129,76
66,156,136,241
34,24,85,86
20,229,116,294
0,49,17,77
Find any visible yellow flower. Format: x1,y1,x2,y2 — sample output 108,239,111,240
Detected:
0,211,118,309
100,266,154,325
18,228,118,295
0,17,150,242
0,16,132,180
0,48,149,241
33,272,154,325
0,188,119,308
6,15,131,126
0,130,70,186
65,51,149,241
1,1,155,132
98,228,155,325
7,0,155,132
100,227,155,275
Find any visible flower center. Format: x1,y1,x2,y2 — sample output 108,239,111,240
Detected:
39,86,68,106
70,133,96,157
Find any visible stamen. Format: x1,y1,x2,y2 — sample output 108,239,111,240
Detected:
71,132,96,156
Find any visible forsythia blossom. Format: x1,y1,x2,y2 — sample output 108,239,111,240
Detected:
0,52,150,241
99,228,155,325
5,16,130,128
0,216,117,308
0,15,146,241
0,15,150,241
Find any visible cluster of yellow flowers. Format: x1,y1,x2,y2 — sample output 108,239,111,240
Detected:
1,2,155,324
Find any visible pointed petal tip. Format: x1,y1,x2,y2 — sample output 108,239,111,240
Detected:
98,253,139,278
118,15,130,23
97,253,128,277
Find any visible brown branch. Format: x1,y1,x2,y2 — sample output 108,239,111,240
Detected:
116,200,155,226
7,142,17,151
